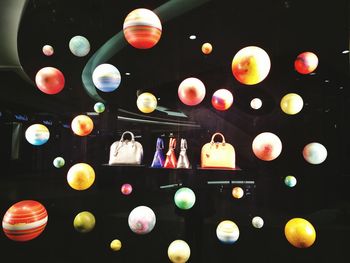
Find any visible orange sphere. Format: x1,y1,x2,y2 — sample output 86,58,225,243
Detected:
178,77,206,106
201,43,212,54
294,52,318,74
232,187,244,199
67,163,95,190
252,132,282,161
35,67,65,94
71,115,94,136
285,218,316,248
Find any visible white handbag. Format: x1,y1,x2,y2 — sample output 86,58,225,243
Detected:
108,131,143,165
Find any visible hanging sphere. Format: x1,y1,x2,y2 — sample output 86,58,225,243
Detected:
73,211,96,233
121,183,133,195
53,157,65,168
250,98,262,109
123,8,162,49
71,115,94,136
285,218,316,248
216,220,240,244
92,64,121,92
178,77,206,106
232,46,271,85
167,240,191,263
232,186,244,199
128,206,156,234
294,52,318,74
201,43,213,54
252,132,282,161
211,89,234,111
302,142,327,164
280,93,303,115
284,175,297,187
42,45,54,56
137,92,157,113
110,239,122,251
67,163,95,190
174,187,196,210
2,200,48,242
94,102,105,113
69,35,90,57
252,216,264,229
25,124,50,146
35,67,65,94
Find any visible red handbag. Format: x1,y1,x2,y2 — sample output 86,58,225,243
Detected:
164,138,177,168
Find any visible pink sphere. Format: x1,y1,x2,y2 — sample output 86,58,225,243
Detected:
294,52,318,74
42,45,54,56
121,183,133,195
252,132,282,161
178,77,206,106
35,67,65,94
211,89,233,111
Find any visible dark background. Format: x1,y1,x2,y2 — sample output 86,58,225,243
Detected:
0,0,349,262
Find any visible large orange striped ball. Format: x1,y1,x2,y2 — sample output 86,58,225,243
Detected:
2,200,48,242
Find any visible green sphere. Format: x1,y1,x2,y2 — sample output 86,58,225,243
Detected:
174,187,196,210
94,102,105,113
284,175,297,187
53,157,65,168
73,211,96,233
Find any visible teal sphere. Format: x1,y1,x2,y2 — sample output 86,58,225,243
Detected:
69,36,90,57
53,157,65,168
94,102,105,113
174,187,196,210
284,175,297,187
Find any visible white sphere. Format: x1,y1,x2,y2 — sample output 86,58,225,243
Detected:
303,142,327,164
216,220,239,244
250,98,262,109
252,216,264,228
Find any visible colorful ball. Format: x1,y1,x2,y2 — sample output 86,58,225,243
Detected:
42,45,54,56
211,89,234,111
178,77,206,106
302,142,327,165
121,183,133,195
67,163,95,190
128,206,156,235
168,240,191,263
73,211,95,233
53,157,65,168
71,115,94,136
252,132,282,161
284,175,297,187
94,102,105,113
252,216,264,228
92,64,121,92
174,187,196,210
25,124,50,146
232,46,271,85
35,67,65,94
216,220,240,244
201,42,212,54
110,239,122,251
136,92,157,113
294,52,318,74
250,98,262,109
2,200,48,242
280,93,303,115
232,186,244,199
285,218,316,248
123,8,162,49
69,35,90,57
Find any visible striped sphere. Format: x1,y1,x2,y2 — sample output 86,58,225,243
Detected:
123,8,162,49
2,200,48,242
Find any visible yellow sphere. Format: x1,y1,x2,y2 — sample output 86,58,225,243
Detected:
284,218,316,248
232,186,244,199
73,211,96,233
110,239,122,251
137,92,157,113
201,43,212,54
67,163,95,190
280,93,303,115
168,240,191,263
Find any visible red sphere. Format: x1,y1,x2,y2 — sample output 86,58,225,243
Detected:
211,89,234,111
121,183,133,195
35,67,65,94
178,77,206,106
294,52,318,74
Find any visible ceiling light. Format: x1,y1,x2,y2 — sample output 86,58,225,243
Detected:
309,72,316,75
189,35,196,40
324,79,330,83
341,50,349,54
125,72,131,76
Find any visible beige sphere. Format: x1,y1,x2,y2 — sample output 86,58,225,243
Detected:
110,239,122,251
168,240,191,263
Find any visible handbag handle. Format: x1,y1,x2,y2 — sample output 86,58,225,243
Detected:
156,137,164,149
180,138,187,150
169,138,176,150
210,133,226,146
120,131,135,142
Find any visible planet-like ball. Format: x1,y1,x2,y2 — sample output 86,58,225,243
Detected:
42,45,54,56
25,124,50,146
252,216,264,228
110,239,122,251
73,211,95,233
35,67,65,94
302,142,327,165
232,46,271,85
285,218,316,248
69,35,90,57
252,132,282,161
211,89,234,111
128,206,156,235
2,200,48,242
71,115,94,136
284,175,297,187
280,93,303,115
201,43,212,55
53,157,65,168
168,240,191,263
137,92,157,113
250,98,262,109
92,64,121,92
216,220,240,244
123,8,162,49
174,187,196,210
93,102,105,113
121,183,133,195
232,186,244,199
178,77,206,106
67,163,95,190
294,52,318,74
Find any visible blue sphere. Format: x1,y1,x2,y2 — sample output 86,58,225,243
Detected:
92,64,121,92
69,36,90,57
284,175,297,187
25,124,50,146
